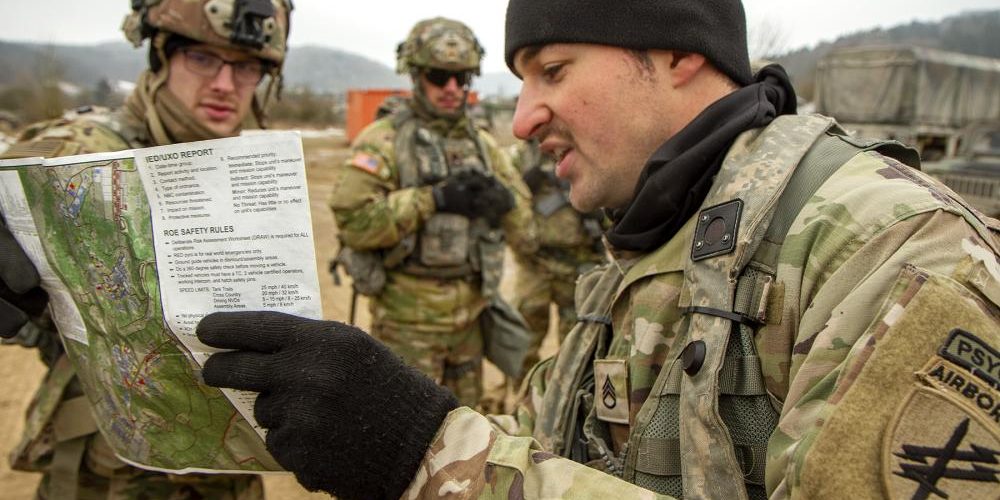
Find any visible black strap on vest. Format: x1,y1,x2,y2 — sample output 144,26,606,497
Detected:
684,306,761,326
684,130,918,326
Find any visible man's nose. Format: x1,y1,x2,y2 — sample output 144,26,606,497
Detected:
512,84,550,140
443,75,462,92
210,63,237,93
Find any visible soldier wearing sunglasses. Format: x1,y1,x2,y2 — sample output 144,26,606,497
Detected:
329,17,538,408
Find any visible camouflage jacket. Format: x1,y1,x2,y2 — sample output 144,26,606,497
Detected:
330,109,537,331
1,106,147,470
509,140,605,278
401,114,1000,499
2,106,148,159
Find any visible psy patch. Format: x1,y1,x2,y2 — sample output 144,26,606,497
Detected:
940,328,1000,389
594,359,629,424
884,387,1000,499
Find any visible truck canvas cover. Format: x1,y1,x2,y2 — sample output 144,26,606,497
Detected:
815,46,1000,127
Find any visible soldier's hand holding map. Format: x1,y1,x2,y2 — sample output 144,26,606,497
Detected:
198,310,458,500
0,221,46,338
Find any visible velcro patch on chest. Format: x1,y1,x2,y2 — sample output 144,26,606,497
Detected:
594,359,629,424
2,139,77,159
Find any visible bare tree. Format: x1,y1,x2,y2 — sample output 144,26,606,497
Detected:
748,19,790,60
33,45,67,120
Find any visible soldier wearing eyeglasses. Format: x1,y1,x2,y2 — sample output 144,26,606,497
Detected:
0,1,291,498
329,17,538,408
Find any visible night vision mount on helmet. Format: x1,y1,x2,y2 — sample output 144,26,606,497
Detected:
122,0,292,67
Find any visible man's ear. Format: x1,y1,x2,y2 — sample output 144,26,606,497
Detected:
665,51,707,88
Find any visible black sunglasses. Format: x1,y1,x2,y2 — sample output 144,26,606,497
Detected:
424,69,471,88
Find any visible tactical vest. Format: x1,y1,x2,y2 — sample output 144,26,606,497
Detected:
537,115,921,498
520,142,604,256
388,109,507,297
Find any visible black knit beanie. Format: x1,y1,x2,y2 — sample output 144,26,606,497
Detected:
504,0,753,86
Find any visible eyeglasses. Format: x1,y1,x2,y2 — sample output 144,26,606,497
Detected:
180,48,266,87
423,69,471,88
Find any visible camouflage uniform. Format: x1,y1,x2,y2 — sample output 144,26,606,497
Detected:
398,114,1000,498
1,1,292,498
509,139,606,375
330,19,537,408
330,108,537,408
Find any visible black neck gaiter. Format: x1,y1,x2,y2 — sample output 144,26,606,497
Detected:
606,65,797,252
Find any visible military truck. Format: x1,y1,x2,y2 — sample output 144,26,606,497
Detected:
922,125,1000,216
814,45,1000,161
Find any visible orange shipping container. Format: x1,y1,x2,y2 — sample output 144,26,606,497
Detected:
345,89,410,143
345,88,480,143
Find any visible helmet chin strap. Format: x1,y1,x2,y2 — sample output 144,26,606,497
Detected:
252,69,282,129
143,32,174,146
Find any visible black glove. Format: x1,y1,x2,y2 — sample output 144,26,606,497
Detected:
197,311,458,500
431,170,491,217
473,176,515,228
521,165,548,194
0,222,47,339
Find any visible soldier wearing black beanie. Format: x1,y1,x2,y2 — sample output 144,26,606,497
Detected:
194,3,987,500
504,0,753,86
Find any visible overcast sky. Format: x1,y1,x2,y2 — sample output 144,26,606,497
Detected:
2,0,998,74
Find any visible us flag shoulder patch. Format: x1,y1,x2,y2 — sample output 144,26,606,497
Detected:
350,152,381,175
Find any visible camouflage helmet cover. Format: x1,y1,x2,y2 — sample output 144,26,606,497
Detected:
396,17,484,75
122,0,291,65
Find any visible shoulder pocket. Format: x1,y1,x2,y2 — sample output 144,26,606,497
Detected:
797,264,1000,498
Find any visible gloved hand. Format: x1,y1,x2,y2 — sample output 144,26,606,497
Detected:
473,175,515,228
197,311,458,500
431,170,491,217
521,165,548,194
0,222,47,339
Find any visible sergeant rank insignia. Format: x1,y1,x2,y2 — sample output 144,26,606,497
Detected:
594,359,629,424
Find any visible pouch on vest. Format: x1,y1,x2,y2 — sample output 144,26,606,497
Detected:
534,190,570,218
332,245,386,296
477,228,504,298
419,213,470,267
481,297,534,379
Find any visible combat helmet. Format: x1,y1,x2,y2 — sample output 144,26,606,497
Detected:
396,17,484,76
122,0,291,69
